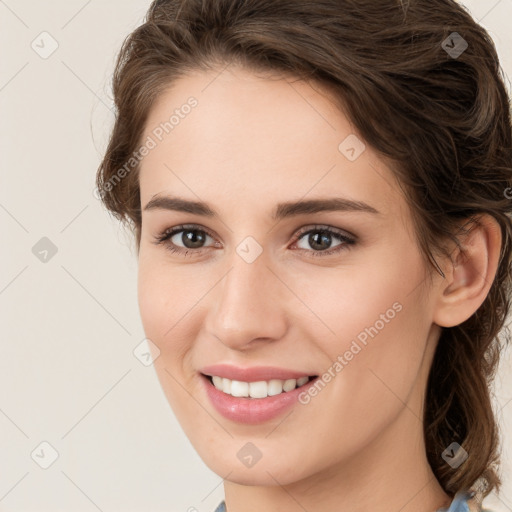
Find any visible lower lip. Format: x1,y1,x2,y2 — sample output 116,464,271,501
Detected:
201,374,318,424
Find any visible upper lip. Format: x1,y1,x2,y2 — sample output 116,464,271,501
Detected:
200,364,317,382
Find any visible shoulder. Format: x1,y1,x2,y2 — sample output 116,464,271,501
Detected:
437,490,495,512
214,493,495,512
213,501,226,512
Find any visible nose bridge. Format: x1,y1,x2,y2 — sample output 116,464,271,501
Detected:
205,250,287,348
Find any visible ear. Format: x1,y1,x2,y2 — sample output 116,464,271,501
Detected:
433,214,502,328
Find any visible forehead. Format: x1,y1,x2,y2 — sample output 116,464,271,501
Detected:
138,65,402,219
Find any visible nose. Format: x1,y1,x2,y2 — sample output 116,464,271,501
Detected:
203,252,289,351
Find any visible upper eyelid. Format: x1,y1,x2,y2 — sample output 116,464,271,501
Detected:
294,224,355,240
160,224,217,241
157,223,356,245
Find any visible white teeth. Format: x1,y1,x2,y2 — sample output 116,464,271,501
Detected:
209,375,313,398
297,376,309,386
212,376,223,389
283,379,296,392
222,377,231,394
267,379,283,396
230,380,249,397
249,381,267,398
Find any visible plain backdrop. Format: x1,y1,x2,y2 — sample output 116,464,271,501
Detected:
1,1,511,511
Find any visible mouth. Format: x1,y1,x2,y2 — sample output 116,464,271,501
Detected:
200,371,320,424
201,373,319,399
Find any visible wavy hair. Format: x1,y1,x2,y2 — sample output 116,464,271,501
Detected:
96,0,512,499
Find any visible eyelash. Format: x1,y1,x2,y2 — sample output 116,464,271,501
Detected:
152,224,356,259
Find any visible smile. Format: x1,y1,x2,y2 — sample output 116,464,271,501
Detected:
205,375,316,399
199,367,320,424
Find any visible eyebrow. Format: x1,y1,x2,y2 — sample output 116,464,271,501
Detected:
143,195,380,221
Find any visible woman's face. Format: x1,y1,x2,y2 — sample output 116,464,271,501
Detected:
137,65,442,485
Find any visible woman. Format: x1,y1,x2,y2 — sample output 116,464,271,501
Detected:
96,0,512,510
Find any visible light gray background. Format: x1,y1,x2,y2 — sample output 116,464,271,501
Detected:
1,1,511,511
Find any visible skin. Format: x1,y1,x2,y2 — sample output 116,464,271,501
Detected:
136,64,501,512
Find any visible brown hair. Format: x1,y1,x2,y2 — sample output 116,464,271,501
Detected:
96,0,512,499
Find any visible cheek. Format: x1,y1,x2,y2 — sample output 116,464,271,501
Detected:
306,245,431,435
137,256,204,421
137,254,195,385
304,243,426,357
136,252,215,396
310,297,430,467
137,263,171,344
137,252,200,342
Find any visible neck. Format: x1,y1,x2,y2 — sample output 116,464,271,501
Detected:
223,411,451,512
222,334,452,512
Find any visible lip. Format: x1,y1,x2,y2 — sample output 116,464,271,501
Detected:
199,363,315,382
199,370,319,425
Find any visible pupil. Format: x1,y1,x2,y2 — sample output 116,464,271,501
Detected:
183,230,205,249
309,232,331,251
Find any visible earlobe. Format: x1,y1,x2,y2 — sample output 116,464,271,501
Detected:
433,215,502,328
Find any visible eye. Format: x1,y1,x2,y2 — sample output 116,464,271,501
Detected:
152,224,356,258
292,225,355,257
153,224,218,257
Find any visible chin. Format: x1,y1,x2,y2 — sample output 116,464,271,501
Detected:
197,442,311,486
